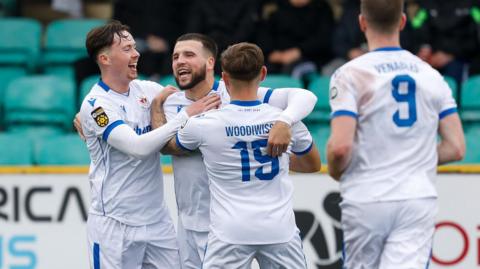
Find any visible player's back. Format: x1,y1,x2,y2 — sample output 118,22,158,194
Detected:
177,100,311,245
330,48,457,202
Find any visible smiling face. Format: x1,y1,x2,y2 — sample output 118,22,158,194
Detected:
103,30,140,82
172,40,213,90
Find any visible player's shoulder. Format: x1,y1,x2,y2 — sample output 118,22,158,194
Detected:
164,90,187,105
130,79,163,95
80,84,111,112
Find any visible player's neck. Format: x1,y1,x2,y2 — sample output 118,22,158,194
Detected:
366,31,401,51
185,75,215,101
229,86,258,101
101,74,130,94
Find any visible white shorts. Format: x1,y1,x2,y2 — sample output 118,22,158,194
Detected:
176,218,209,269
340,198,437,269
202,230,307,269
87,214,181,269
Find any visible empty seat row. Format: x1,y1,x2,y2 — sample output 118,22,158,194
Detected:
0,18,105,78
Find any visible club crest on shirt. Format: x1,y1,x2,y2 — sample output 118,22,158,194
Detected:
138,96,150,109
91,107,109,127
330,86,338,100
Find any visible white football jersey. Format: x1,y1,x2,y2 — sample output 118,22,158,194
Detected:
176,100,313,244
80,79,170,226
329,47,457,202
163,80,291,232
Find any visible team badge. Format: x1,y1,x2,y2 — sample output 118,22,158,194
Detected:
330,87,338,100
138,96,150,109
91,107,109,127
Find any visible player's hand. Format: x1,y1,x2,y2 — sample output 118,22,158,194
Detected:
267,121,291,157
155,85,178,105
73,113,85,141
185,94,221,117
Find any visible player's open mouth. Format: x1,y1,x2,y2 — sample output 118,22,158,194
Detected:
177,68,191,79
128,63,137,71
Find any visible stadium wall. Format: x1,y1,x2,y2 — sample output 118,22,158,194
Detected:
0,170,478,269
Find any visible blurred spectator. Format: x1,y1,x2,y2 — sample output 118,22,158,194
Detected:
52,0,83,18
186,0,260,74
257,0,335,79
326,0,414,75
114,0,191,79
410,0,480,85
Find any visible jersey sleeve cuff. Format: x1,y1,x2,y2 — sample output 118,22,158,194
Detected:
439,107,457,119
292,141,313,156
102,120,125,141
175,134,195,152
331,110,358,119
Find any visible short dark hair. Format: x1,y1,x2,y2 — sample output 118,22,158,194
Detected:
86,20,130,62
176,33,218,60
361,0,403,34
221,42,264,81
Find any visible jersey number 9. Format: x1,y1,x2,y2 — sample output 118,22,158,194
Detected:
392,74,417,127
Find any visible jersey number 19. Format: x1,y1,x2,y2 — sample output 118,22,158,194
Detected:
232,139,279,182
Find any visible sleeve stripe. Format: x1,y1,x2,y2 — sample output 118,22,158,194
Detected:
102,120,125,141
292,141,313,156
439,107,457,119
175,134,194,152
263,88,274,103
331,110,358,119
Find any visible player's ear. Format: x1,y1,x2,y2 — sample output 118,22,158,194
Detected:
259,66,267,82
207,56,215,71
399,13,407,31
358,14,367,33
97,51,110,66
222,71,230,87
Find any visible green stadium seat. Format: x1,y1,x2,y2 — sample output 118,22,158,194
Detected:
260,75,303,89
159,74,178,88
458,126,480,164
306,75,331,123
0,18,42,71
79,74,100,106
43,19,105,80
0,133,33,165
308,123,330,158
4,75,76,132
443,76,458,101
161,155,172,165
0,67,26,127
34,134,90,165
460,75,480,122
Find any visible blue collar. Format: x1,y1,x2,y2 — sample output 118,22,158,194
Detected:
97,79,110,92
230,100,262,106
98,79,129,96
212,80,219,91
372,47,403,52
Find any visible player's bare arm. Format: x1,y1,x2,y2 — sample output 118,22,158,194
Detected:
438,113,465,165
327,116,356,181
290,142,321,173
267,121,291,157
151,85,178,129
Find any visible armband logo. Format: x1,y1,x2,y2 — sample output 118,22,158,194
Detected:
330,87,338,100
91,107,109,127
